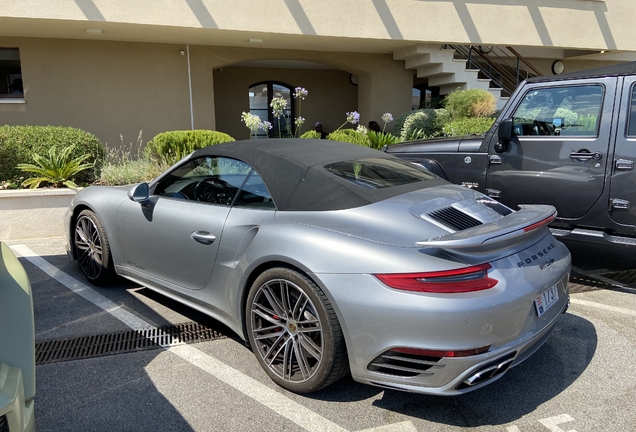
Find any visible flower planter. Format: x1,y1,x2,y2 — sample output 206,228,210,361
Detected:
0,189,77,240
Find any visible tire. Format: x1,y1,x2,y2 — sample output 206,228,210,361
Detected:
73,209,116,285
246,267,349,393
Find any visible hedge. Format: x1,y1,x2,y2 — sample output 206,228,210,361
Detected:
326,129,371,147
146,130,235,165
0,125,104,183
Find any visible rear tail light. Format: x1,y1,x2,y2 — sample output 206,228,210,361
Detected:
375,263,498,293
523,214,556,232
393,345,490,358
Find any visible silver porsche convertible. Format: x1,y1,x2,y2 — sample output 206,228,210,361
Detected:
65,139,570,395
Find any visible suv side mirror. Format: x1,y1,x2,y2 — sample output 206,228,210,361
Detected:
495,119,514,153
128,182,150,205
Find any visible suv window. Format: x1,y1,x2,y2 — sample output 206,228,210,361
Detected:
512,85,603,137
628,84,636,137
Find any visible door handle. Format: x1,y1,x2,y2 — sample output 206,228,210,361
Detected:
191,231,216,245
570,151,602,162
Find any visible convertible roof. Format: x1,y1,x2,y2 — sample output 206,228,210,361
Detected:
191,139,445,211
527,61,636,83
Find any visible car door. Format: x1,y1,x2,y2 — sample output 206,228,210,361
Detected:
116,156,252,291
608,76,636,227
486,79,617,220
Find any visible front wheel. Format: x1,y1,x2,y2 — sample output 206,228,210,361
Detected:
73,209,115,285
246,268,348,393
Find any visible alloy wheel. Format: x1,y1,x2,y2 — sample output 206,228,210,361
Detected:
250,278,324,383
74,215,104,280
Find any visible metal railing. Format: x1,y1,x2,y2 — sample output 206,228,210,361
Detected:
445,45,542,97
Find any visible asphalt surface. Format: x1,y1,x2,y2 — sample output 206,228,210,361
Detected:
7,236,636,432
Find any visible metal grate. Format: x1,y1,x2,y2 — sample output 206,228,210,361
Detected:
35,321,226,365
0,415,7,432
427,206,483,232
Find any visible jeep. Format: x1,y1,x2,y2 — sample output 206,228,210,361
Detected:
386,62,636,247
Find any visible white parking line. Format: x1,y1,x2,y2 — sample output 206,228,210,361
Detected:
570,298,636,318
13,244,416,432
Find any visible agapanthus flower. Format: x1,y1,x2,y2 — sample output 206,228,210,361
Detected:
294,87,308,100
356,125,368,134
270,97,287,118
294,116,305,127
381,113,394,124
346,111,360,125
261,121,273,130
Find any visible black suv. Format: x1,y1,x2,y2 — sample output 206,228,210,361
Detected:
387,62,636,247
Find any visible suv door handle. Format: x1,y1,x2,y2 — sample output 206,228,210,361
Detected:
191,231,216,245
570,151,602,161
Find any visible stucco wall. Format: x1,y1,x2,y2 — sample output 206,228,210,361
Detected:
0,36,194,149
0,37,414,147
0,1,633,52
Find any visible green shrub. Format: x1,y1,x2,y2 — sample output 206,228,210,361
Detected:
146,130,235,165
300,130,321,139
444,88,496,119
367,131,400,149
326,129,371,147
17,145,93,189
443,117,496,137
400,109,450,141
0,125,103,184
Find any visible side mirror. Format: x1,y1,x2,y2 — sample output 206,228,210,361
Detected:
495,119,514,153
128,182,150,205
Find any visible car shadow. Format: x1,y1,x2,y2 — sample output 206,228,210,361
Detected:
306,312,596,427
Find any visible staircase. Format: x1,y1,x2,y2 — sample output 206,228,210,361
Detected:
394,44,541,110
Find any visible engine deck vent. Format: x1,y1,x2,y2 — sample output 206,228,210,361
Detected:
427,206,483,232
476,198,513,216
367,349,442,377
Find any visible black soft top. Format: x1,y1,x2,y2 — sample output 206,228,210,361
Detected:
190,139,446,211
527,61,636,83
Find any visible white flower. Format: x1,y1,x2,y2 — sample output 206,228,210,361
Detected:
241,112,262,131
382,113,394,123
356,125,368,134
346,111,360,125
270,97,287,118
294,87,308,100
294,117,305,127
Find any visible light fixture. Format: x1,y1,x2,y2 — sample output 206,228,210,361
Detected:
551,60,565,75
248,38,263,43
600,50,606,54
85,29,102,34
349,74,359,86
180,50,185,56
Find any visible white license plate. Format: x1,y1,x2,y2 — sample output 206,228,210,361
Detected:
534,285,559,317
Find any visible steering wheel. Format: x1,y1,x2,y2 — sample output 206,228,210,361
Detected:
193,177,228,204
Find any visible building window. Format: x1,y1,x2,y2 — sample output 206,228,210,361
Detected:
249,82,295,138
0,48,23,97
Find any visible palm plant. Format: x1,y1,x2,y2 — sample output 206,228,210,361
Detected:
17,145,93,188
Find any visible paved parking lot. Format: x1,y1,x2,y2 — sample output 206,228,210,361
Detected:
7,236,636,432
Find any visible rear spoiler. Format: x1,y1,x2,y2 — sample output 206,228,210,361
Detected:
416,205,556,252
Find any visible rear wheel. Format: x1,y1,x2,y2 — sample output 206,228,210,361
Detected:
73,209,115,285
246,268,348,393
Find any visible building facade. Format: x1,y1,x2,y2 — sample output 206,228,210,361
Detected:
1,0,635,147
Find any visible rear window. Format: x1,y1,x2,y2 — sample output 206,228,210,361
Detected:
324,157,435,189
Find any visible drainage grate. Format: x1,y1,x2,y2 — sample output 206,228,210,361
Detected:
35,321,226,365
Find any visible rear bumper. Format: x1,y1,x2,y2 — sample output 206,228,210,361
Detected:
0,363,35,432
314,237,571,396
